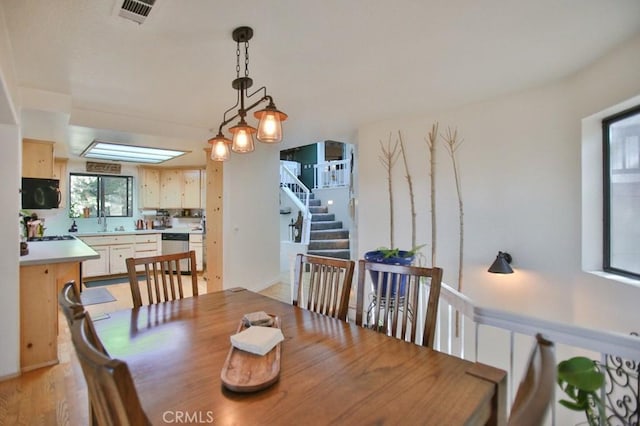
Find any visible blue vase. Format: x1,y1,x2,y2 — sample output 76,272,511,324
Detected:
364,250,414,297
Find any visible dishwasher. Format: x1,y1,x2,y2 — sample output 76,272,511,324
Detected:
161,233,191,273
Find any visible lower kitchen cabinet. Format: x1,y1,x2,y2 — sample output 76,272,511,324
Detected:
189,233,204,272
80,233,162,278
82,246,109,277
109,245,134,274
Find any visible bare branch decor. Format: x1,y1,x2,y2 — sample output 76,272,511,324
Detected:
441,127,465,293
379,134,400,248
425,122,439,267
398,131,417,249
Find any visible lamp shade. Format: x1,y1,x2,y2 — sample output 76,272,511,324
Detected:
229,121,256,153
488,251,513,274
255,105,288,143
209,134,231,161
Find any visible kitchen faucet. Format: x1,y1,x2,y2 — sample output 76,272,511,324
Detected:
98,209,107,232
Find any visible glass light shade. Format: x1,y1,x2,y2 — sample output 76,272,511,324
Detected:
229,122,256,154
254,106,288,143
209,135,231,161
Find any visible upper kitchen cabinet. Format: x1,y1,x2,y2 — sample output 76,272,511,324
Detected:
138,167,161,208
139,167,204,209
160,169,183,208
22,139,55,178
182,169,201,208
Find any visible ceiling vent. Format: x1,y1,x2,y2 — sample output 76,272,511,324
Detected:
117,0,156,24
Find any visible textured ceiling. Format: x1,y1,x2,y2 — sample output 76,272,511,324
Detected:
3,0,640,165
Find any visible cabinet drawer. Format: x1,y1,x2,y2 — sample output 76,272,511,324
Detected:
135,242,157,252
189,234,203,243
135,233,159,244
81,235,135,246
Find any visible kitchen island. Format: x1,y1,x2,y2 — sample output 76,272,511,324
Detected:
19,237,99,372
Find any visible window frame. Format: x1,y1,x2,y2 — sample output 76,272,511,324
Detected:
69,172,134,218
602,104,640,280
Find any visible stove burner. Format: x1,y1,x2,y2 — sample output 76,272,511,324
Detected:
27,235,76,242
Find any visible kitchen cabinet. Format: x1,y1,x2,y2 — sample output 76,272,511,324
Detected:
134,233,160,257
182,169,201,208
22,139,54,178
139,167,204,209
138,167,161,208
200,169,207,209
160,169,183,208
20,261,80,371
109,245,134,274
82,246,109,277
79,234,135,278
189,233,204,272
52,158,68,208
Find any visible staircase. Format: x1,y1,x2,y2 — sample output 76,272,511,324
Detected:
306,194,350,260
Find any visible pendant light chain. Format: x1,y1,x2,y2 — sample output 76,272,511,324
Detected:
244,40,250,78
236,42,241,79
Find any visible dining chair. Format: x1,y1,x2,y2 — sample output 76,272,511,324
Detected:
292,253,355,321
125,250,198,308
508,333,556,426
58,280,84,326
70,311,151,426
355,260,443,348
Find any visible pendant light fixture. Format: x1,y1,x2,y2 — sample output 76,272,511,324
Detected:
208,26,287,162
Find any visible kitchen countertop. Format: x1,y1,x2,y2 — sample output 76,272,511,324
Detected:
74,227,204,237
19,237,100,266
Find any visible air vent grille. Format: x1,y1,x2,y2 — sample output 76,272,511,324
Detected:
119,0,156,24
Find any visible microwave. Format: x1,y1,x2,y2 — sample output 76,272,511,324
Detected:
21,177,61,209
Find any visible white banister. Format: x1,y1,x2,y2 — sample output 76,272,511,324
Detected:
280,163,312,245
313,159,350,189
432,282,640,425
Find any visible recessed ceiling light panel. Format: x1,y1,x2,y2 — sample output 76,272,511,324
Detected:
81,140,187,164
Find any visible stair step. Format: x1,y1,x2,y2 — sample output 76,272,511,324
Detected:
310,229,349,240
310,221,343,230
311,213,335,222
309,206,328,214
307,249,351,260
308,239,350,250
308,199,321,206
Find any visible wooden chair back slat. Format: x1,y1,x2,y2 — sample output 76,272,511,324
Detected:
58,281,83,326
293,253,355,321
70,312,150,425
355,260,443,348
126,251,198,308
508,334,556,426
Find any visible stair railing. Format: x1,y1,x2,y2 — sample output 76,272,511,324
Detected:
313,159,350,189
429,282,640,424
280,163,312,245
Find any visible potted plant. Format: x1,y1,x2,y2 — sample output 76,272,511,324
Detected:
364,245,424,296
557,356,606,426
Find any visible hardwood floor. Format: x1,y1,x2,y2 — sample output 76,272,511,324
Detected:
0,277,290,425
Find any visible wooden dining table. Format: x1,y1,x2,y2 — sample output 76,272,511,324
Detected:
93,288,507,425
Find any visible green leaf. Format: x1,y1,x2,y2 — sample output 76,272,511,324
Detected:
557,357,605,392
559,399,587,411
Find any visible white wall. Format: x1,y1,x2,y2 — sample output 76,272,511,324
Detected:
0,4,22,378
223,144,281,291
357,33,640,331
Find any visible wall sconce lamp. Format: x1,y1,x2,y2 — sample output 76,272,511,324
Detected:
488,251,513,274
208,26,287,162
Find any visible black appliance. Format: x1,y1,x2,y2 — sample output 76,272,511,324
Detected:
21,177,61,209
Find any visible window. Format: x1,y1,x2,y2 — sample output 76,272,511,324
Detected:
69,173,134,218
603,104,640,279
